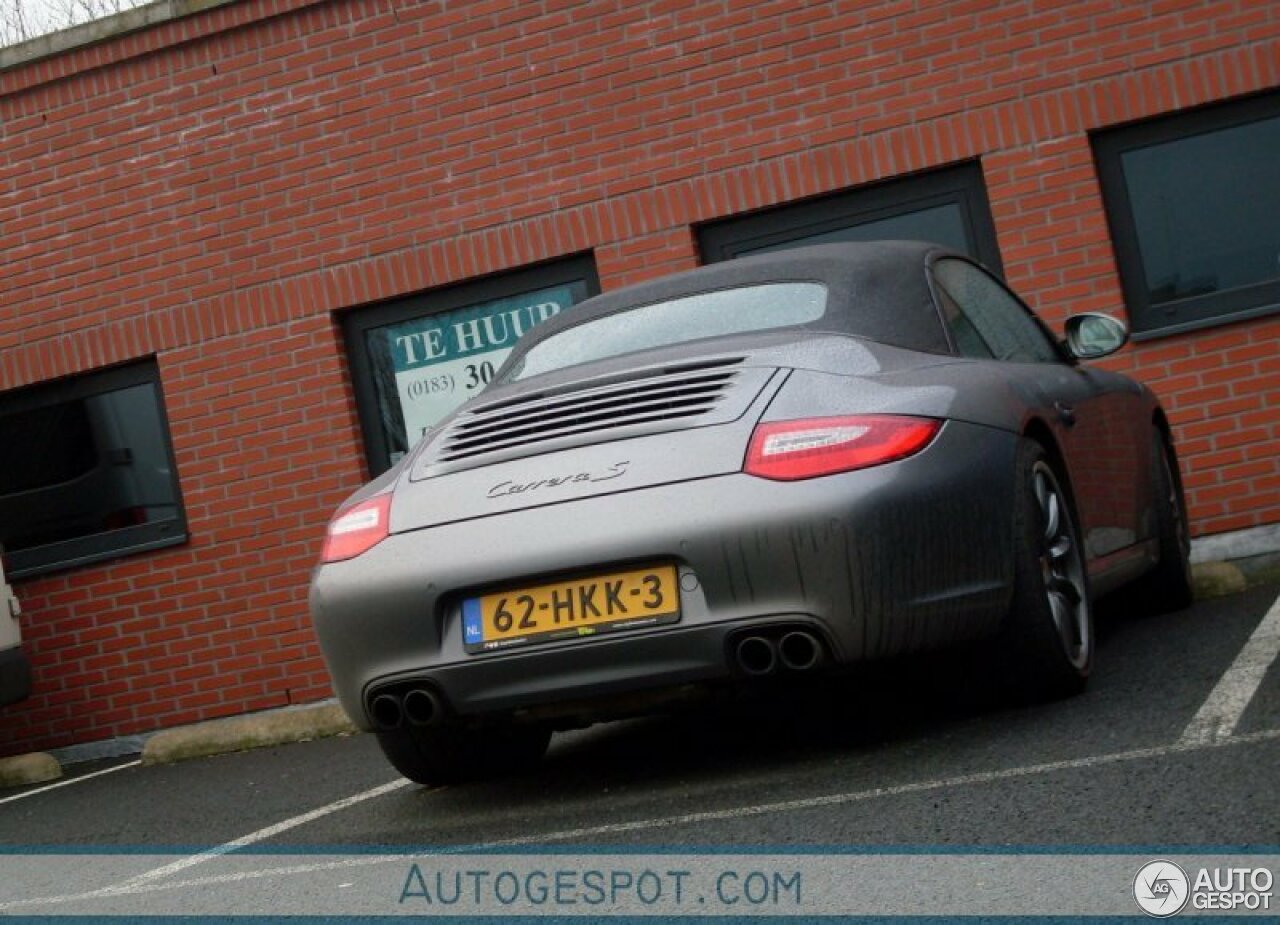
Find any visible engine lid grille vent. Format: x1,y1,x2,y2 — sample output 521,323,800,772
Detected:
411,357,771,478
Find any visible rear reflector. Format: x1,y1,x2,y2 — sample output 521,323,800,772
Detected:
321,492,392,563
744,415,941,481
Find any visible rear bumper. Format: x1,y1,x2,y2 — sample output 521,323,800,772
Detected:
310,420,1019,729
0,645,32,707
372,615,832,724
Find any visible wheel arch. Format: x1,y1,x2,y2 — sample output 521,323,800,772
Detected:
1021,416,1067,479
1148,408,1186,495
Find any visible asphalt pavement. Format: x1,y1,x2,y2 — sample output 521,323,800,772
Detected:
0,582,1277,916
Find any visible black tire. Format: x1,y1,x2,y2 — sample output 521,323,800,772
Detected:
375,722,551,786
1125,430,1194,614
998,439,1093,701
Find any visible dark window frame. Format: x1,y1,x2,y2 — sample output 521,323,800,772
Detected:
341,255,601,477
696,161,1004,274
0,359,188,579
1093,92,1280,339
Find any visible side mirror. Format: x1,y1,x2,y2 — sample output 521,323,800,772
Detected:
1064,312,1128,360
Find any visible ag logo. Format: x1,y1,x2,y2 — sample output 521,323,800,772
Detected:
1134,860,1190,917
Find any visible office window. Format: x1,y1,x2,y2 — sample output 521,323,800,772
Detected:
343,257,600,475
0,360,187,578
697,161,1003,272
1094,92,1280,336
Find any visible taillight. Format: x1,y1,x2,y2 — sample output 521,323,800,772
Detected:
744,415,941,481
321,493,392,563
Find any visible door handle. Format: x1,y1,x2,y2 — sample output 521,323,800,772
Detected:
1054,401,1076,427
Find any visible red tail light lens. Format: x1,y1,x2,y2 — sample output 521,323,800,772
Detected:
321,493,392,563
744,415,941,481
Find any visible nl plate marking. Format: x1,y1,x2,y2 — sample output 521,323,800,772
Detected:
462,564,680,652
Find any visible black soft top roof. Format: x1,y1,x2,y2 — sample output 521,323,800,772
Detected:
516,240,956,357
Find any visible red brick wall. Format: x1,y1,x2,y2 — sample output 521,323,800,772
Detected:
1,0,1278,754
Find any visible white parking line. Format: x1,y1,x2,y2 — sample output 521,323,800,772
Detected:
0,759,141,806
116,776,414,887
1180,590,1280,745
2,725,1279,912
487,726,1280,846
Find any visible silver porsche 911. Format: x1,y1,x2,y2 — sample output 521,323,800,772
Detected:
310,241,1192,784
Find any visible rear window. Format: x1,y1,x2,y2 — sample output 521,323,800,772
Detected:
501,282,827,382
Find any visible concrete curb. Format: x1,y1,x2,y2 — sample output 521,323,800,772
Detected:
1191,554,1280,600
1233,551,1280,588
0,751,61,790
1191,560,1248,599
142,702,358,765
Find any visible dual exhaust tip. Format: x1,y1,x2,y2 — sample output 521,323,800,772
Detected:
369,687,443,730
734,630,823,676
371,631,825,726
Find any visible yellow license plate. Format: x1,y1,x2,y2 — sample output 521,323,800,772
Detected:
462,564,680,652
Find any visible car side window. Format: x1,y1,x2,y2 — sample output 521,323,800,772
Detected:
932,258,1063,363
933,282,996,359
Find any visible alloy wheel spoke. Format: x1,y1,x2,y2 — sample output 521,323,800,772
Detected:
1039,484,1061,544
1046,572,1082,606
1048,594,1079,655
1048,535,1072,562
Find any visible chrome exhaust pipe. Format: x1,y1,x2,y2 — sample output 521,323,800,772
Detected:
370,693,404,730
778,631,821,671
735,636,777,676
402,687,444,727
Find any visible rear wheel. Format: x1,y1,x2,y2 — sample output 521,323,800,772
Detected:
375,722,551,786
1125,430,1193,614
999,440,1093,700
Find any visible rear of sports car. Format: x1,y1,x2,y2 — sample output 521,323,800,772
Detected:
309,245,1028,783
312,345,1018,723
